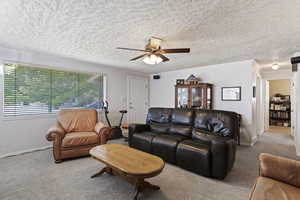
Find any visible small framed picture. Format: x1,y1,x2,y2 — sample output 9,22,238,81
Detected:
221,87,241,101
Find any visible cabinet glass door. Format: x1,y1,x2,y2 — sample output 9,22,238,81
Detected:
177,87,189,108
207,87,212,109
191,87,203,108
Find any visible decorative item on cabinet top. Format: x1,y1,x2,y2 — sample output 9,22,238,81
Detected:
176,74,203,85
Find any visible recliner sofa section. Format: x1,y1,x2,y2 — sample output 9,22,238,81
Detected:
129,107,240,179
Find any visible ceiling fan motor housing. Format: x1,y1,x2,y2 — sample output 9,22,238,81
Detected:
146,37,163,51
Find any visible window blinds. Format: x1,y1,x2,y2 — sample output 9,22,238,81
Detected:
3,63,104,117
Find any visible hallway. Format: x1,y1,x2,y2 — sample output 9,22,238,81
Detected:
267,126,291,135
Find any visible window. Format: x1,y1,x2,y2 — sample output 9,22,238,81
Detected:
3,63,104,117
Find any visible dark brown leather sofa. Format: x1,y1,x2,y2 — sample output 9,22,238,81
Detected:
46,109,112,163
250,153,300,200
129,107,240,179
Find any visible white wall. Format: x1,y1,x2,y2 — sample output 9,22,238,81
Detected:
0,46,147,157
269,79,291,97
150,60,256,145
252,61,263,141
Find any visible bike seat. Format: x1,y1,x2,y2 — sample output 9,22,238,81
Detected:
119,110,127,114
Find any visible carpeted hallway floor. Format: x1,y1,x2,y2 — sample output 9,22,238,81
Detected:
0,132,298,200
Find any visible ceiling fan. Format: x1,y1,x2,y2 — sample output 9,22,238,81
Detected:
117,37,190,65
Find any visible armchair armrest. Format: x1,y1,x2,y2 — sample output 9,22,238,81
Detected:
46,122,66,141
259,153,300,187
95,122,113,144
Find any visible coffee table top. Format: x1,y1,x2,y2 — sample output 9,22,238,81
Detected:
90,144,165,177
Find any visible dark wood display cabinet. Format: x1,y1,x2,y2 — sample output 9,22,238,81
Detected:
175,83,213,109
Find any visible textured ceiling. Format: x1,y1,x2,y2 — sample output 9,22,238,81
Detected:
0,0,300,73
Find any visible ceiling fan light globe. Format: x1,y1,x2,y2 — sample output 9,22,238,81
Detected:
271,63,279,70
155,55,163,64
143,54,163,65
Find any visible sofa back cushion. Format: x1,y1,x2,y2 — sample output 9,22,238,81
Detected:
193,110,239,138
146,108,172,133
58,109,97,132
169,109,194,137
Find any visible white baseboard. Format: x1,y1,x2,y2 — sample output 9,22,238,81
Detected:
0,145,52,159
250,135,258,146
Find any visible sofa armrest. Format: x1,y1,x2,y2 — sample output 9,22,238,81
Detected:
128,124,150,146
129,124,150,133
46,123,66,141
210,137,236,179
259,153,300,187
95,122,112,144
194,133,236,179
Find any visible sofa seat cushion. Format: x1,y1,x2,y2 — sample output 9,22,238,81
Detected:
192,128,231,144
152,134,187,164
250,177,300,200
62,132,99,148
130,132,160,153
176,139,211,177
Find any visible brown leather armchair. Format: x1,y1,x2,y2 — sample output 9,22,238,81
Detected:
250,153,300,200
46,109,112,163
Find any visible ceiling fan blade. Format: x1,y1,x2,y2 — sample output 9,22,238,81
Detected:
117,47,150,52
130,54,148,61
161,48,190,54
156,54,170,62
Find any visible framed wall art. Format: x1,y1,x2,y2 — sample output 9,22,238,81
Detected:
221,87,241,101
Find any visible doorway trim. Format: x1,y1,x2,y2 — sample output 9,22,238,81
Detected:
260,69,294,136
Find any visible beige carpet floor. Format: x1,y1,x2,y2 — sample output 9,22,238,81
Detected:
0,132,298,200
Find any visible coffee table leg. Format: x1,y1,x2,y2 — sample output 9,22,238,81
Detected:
133,179,160,200
91,167,111,178
133,185,141,200
143,181,160,190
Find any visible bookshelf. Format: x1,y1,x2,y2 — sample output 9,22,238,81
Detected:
269,94,291,127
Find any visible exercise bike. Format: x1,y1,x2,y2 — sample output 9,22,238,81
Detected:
102,100,127,139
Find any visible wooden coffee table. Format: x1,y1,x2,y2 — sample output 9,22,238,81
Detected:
89,144,165,200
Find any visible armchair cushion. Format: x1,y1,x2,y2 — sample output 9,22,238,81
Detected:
58,109,97,132
62,132,99,148
250,177,300,200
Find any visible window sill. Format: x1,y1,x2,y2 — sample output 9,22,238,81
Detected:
1,109,104,122
2,113,58,121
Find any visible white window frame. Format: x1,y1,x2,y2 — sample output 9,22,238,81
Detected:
1,62,107,121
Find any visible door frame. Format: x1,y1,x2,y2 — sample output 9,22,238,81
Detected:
126,75,150,124
260,71,294,135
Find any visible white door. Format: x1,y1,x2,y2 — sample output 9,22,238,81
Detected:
127,76,149,123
